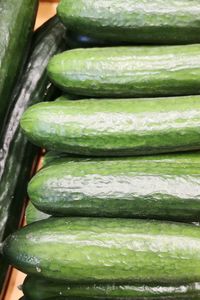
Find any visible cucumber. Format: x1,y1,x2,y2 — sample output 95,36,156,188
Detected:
0,0,38,137
26,202,49,225
28,152,200,222
21,96,200,156
58,0,200,45
26,151,88,225
22,276,200,300
42,151,87,168
4,218,200,284
43,152,71,167
0,16,67,291
47,45,200,98
67,31,121,49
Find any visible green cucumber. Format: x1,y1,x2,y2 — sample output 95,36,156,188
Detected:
58,0,200,45
42,151,87,168
67,31,121,49
26,202,49,225
21,96,200,156
0,0,38,137
47,44,200,98
28,153,200,222
43,152,71,167
3,218,200,284
22,276,200,300
0,16,67,291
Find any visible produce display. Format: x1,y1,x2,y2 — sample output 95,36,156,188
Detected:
0,0,38,138
2,0,200,299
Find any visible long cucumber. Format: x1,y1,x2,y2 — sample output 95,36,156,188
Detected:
3,218,200,284
28,153,200,222
47,45,200,98
21,96,200,156
58,0,200,45
22,276,200,300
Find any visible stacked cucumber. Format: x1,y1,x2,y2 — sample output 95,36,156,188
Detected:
3,0,200,299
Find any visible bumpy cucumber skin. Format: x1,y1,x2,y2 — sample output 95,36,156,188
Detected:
58,0,200,45
47,45,200,98
28,153,200,222
23,276,200,300
21,96,200,156
3,218,200,284
26,202,49,225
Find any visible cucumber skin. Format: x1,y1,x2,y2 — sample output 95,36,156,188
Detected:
47,45,200,98
26,202,49,225
28,153,200,222
22,276,200,300
67,31,122,49
26,151,83,225
42,151,87,168
21,96,200,156
58,0,200,45
43,152,71,168
0,0,38,137
3,218,200,284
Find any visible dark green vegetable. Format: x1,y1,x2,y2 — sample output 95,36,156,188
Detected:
28,153,200,222
42,151,71,167
22,275,200,300
0,0,38,137
21,96,200,156
3,217,200,284
67,31,121,49
42,151,86,168
0,16,67,291
26,202,49,225
47,45,200,98
58,0,200,45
